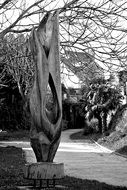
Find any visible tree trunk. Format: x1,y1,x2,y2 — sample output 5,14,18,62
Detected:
101,112,107,134
96,114,102,134
29,12,62,162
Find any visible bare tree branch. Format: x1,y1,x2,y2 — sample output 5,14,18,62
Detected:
1,0,127,87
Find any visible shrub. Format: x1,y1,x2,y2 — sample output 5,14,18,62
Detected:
83,118,98,135
90,118,99,132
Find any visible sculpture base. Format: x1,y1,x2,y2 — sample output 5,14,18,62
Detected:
24,162,64,180
21,162,65,189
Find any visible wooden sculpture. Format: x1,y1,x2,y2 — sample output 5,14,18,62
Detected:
29,12,62,162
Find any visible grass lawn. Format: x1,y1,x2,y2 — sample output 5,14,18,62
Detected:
0,130,29,141
0,130,127,189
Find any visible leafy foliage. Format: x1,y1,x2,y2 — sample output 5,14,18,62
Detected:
82,78,123,134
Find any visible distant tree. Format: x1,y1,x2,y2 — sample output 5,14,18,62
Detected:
118,70,127,102
0,34,32,130
68,87,76,96
2,34,34,98
108,73,116,85
84,78,123,134
118,70,127,84
80,85,88,97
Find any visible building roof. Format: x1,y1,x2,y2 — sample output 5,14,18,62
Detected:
61,50,104,87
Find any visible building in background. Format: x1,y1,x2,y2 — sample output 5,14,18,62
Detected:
61,50,104,89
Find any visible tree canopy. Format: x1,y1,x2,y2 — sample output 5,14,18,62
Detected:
0,0,127,75
83,77,123,133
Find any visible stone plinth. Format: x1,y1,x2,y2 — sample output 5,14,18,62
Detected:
24,162,64,180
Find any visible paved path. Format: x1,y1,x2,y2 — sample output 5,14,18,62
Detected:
0,129,127,187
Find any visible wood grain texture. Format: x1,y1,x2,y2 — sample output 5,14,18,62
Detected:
29,12,62,162
24,162,64,179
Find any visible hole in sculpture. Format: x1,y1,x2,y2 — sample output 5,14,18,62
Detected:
45,73,59,124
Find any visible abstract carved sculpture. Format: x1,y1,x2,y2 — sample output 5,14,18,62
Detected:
29,11,62,162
